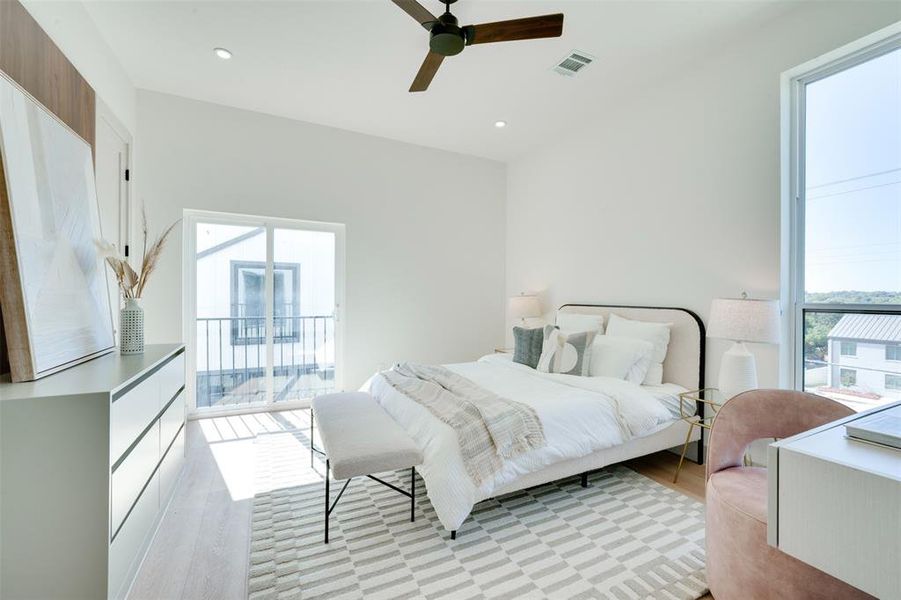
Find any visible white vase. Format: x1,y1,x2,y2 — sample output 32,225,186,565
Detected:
120,298,145,354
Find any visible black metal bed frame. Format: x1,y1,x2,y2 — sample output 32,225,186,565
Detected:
310,411,416,544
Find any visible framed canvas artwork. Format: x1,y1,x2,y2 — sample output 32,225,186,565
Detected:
0,73,114,382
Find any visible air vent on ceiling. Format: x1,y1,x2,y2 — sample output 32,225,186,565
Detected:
552,51,595,77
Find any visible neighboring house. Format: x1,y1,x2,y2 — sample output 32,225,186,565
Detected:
195,227,336,406
825,313,901,398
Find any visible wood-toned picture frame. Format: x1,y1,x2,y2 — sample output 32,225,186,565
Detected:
0,72,115,382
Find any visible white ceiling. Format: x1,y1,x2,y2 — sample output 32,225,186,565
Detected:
82,0,795,162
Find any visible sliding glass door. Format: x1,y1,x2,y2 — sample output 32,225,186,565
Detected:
184,211,344,415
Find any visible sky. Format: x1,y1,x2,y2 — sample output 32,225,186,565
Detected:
805,47,901,295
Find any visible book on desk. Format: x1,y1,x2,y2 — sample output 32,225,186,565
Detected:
845,404,901,450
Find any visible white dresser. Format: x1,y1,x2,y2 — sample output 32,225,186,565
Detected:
0,344,186,599
768,401,901,600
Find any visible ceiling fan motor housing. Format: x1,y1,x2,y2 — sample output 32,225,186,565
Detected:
398,0,565,92
430,12,465,56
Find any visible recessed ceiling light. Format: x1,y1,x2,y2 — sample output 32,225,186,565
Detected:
214,47,233,60
494,120,507,129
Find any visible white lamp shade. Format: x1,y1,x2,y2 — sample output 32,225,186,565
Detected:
508,295,541,320
707,297,781,344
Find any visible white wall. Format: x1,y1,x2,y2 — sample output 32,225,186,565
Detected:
21,0,136,132
505,3,901,390
22,0,138,293
136,90,506,389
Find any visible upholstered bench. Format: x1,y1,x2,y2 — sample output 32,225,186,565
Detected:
310,392,424,543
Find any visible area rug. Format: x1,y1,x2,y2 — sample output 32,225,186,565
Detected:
248,430,708,600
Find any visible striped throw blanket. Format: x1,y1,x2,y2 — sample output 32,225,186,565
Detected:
381,363,546,486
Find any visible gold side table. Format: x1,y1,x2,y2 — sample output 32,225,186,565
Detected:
673,388,727,483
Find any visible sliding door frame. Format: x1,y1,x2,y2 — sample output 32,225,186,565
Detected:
182,209,346,418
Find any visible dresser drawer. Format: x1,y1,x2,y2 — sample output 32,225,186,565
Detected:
108,474,159,600
160,390,185,452
111,422,159,538
111,376,159,463
159,426,185,505
157,352,185,410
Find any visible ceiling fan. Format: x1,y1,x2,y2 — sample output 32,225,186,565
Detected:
391,0,564,92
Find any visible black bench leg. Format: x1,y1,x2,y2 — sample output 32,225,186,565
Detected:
410,467,416,523
581,473,588,488
324,459,330,544
450,530,456,540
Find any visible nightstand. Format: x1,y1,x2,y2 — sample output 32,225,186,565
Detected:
494,347,513,354
673,388,727,483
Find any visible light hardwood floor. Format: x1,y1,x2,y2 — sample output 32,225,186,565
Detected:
129,409,709,600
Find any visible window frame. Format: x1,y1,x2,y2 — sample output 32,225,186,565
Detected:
182,209,346,418
885,373,901,391
839,341,857,357
229,260,301,346
785,30,901,392
886,344,901,362
839,368,857,387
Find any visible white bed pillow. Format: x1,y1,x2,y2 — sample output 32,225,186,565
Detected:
589,336,655,384
537,325,596,376
556,312,605,335
604,314,672,385
643,364,665,387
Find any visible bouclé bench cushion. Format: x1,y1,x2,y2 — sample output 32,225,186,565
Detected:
312,392,423,480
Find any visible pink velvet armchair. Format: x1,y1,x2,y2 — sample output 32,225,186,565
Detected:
705,389,874,600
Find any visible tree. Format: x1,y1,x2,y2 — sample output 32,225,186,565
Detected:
802,291,901,362
804,312,842,363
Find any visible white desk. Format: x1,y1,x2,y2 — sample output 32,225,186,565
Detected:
768,401,901,600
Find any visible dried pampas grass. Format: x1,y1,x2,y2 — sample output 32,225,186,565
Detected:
96,204,179,300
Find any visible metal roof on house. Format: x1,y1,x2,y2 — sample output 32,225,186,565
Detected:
828,313,901,343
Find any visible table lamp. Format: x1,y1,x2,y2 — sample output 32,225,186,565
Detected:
707,293,781,399
509,293,541,327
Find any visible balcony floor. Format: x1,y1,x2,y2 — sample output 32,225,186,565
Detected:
197,371,334,408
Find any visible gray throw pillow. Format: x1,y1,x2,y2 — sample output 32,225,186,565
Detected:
512,326,544,368
536,325,596,376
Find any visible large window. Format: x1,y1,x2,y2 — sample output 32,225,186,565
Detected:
791,36,900,411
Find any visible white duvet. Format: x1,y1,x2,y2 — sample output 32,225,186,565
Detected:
366,353,688,530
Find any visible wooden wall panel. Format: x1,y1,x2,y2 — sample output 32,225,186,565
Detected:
0,0,95,150
0,0,97,376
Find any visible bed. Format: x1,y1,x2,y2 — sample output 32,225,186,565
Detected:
366,304,705,533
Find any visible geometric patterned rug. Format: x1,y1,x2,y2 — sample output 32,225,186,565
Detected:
248,430,708,600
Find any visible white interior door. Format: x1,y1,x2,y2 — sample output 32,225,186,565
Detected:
184,210,344,415
95,112,130,329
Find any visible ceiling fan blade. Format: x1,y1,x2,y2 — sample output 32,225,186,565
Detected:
391,0,437,28
465,13,564,45
409,51,445,92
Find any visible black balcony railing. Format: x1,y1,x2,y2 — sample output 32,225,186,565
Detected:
195,314,335,408
230,303,300,344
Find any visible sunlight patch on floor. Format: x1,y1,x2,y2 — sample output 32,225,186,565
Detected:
209,438,257,501
196,409,315,501
254,430,324,494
